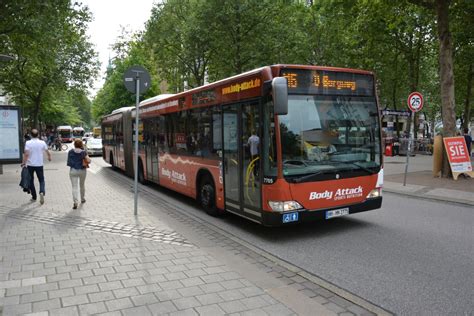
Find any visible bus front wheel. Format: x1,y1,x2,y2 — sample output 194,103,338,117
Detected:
200,177,218,216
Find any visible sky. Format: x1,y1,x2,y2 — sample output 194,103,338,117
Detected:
81,0,156,96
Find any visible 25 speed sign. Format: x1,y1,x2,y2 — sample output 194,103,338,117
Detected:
407,92,423,112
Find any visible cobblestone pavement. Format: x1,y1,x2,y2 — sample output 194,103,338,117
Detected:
0,152,387,315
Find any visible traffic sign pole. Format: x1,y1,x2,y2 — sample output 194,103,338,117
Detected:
403,92,424,186
123,65,151,216
134,76,140,216
403,111,414,186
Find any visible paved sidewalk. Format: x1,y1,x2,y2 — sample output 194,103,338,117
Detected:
383,155,474,206
0,152,385,316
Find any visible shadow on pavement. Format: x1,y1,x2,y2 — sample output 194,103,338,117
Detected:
98,165,373,243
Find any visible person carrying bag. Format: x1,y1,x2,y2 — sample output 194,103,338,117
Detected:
19,166,31,194
67,139,91,209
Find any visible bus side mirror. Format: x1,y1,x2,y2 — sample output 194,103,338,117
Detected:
272,77,288,115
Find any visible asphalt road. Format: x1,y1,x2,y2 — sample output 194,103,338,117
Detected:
94,157,474,315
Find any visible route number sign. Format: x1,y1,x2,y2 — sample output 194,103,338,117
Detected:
407,92,423,112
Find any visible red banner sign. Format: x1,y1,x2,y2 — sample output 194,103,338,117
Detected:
443,136,472,173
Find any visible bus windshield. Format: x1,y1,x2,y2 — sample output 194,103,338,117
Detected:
59,130,72,138
279,95,381,180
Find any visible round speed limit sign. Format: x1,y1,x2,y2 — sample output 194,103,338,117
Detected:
407,92,423,112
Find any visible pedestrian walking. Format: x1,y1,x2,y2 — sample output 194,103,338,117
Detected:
463,127,472,157
67,139,91,209
21,129,51,204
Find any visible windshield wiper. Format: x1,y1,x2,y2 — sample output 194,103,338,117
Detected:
289,169,335,183
328,161,375,175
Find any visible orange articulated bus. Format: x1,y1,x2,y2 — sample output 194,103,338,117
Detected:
102,65,383,226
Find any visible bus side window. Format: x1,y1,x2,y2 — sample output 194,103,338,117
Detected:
165,113,176,154
157,116,167,153
185,110,199,155
212,107,222,155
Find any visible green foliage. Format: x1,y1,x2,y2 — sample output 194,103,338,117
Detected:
91,35,160,121
452,0,474,125
0,0,99,128
40,91,82,127
92,0,471,130
143,0,211,91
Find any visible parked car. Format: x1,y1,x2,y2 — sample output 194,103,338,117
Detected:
85,138,103,156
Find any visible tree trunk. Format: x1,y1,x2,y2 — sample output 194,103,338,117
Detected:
436,0,456,177
32,99,40,129
462,63,473,129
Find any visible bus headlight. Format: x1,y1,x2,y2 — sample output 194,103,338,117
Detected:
268,201,303,213
366,188,382,199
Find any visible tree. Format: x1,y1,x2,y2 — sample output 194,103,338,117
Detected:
92,35,160,121
144,0,211,91
451,0,474,129
408,0,460,176
40,91,82,127
0,1,99,129
203,0,293,80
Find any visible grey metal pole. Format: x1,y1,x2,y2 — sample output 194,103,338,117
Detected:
134,77,140,215
403,111,414,186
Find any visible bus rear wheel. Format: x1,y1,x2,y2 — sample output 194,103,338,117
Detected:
109,153,115,168
200,177,218,216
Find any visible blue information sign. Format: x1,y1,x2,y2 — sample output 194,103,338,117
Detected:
282,212,299,224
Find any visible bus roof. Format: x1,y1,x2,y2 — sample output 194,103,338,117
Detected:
271,64,373,76
57,125,72,130
103,64,375,119
111,106,134,114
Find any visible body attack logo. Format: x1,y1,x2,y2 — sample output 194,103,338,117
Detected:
309,186,363,201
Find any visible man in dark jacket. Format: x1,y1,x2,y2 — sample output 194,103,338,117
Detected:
19,167,31,193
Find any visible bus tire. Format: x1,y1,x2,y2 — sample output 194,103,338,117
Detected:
138,159,146,184
109,152,115,168
199,176,218,216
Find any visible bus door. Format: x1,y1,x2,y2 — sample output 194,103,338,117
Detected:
222,101,261,223
144,118,159,182
123,111,134,177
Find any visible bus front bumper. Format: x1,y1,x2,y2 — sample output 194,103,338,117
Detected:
261,197,382,227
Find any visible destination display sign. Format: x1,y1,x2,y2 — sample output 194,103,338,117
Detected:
280,69,374,96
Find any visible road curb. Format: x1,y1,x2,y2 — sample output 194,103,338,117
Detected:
383,187,474,207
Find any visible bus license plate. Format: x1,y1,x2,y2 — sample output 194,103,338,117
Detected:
325,208,349,219
282,212,299,224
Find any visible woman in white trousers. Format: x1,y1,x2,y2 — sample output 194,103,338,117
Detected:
67,139,91,209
